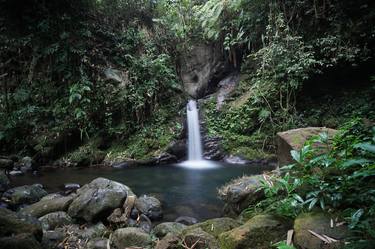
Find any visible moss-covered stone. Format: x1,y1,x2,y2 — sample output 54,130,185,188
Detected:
111,227,152,248
218,214,291,249
153,222,187,238
183,217,241,238
293,212,349,249
0,233,42,249
182,227,220,249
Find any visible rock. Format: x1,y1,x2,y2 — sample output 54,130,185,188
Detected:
0,158,14,171
182,227,220,249
135,195,162,221
64,183,80,192
68,177,131,222
19,156,37,173
111,227,152,248
0,208,42,240
9,170,24,176
104,68,129,86
154,222,187,238
42,230,65,248
277,127,338,165
138,214,152,233
107,208,128,226
175,216,198,225
166,140,187,160
218,175,265,216
216,73,240,110
179,43,227,98
156,153,178,165
185,217,241,238
80,222,108,240
293,212,349,249
0,170,10,192
203,136,224,160
218,214,291,249
2,184,47,206
21,195,74,217
86,238,108,249
224,155,250,165
40,193,63,201
155,234,181,249
39,211,73,230
0,233,42,249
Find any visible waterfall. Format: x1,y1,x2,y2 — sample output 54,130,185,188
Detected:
187,100,203,161
180,100,218,169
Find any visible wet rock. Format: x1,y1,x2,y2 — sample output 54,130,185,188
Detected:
293,212,349,249
203,136,224,160
277,127,337,165
218,175,265,216
224,155,250,165
182,227,220,249
138,214,152,233
111,227,152,248
2,184,47,206
218,214,291,249
135,195,162,221
0,170,10,192
39,211,73,230
9,170,24,176
156,153,178,165
185,217,241,238
86,238,109,249
19,156,38,173
64,183,80,192
0,208,42,240
80,222,108,240
153,222,187,238
0,233,42,249
166,140,186,160
155,234,181,249
22,195,74,217
175,216,198,225
130,207,139,219
68,177,131,222
0,158,14,171
40,193,63,201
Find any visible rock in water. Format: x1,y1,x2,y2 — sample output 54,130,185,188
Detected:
219,214,291,249
111,227,152,248
135,195,163,221
2,184,47,206
68,177,131,222
175,216,198,225
39,211,73,230
21,195,74,217
0,170,10,192
293,212,349,249
218,175,265,216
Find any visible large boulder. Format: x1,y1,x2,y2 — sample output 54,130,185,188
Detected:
0,233,42,249
185,217,241,238
293,212,349,249
135,195,162,221
111,227,152,248
179,43,226,98
277,127,337,165
68,177,131,222
153,222,187,238
39,211,73,230
21,195,74,217
2,184,47,206
0,208,42,241
218,175,265,216
182,227,220,249
0,170,10,192
218,214,291,249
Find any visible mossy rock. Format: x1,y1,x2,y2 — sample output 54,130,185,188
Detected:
293,212,349,249
111,227,152,248
218,214,291,249
183,217,241,238
0,233,42,249
182,227,220,249
153,222,187,238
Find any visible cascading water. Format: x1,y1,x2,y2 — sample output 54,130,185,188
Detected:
187,100,203,161
180,100,217,169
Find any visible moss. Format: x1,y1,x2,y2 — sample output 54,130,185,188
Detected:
65,138,105,166
183,218,241,238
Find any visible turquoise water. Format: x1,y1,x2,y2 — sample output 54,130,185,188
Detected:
10,163,274,221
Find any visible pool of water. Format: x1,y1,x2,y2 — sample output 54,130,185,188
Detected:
9,163,274,221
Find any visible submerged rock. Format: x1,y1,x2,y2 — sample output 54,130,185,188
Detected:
135,195,163,221
39,211,73,230
111,227,152,248
21,195,74,217
277,127,337,165
218,214,291,249
293,212,349,249
0,170,10,192
218,175,265,216
68,177,131,222
153,222,187,238
2,184,47,206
